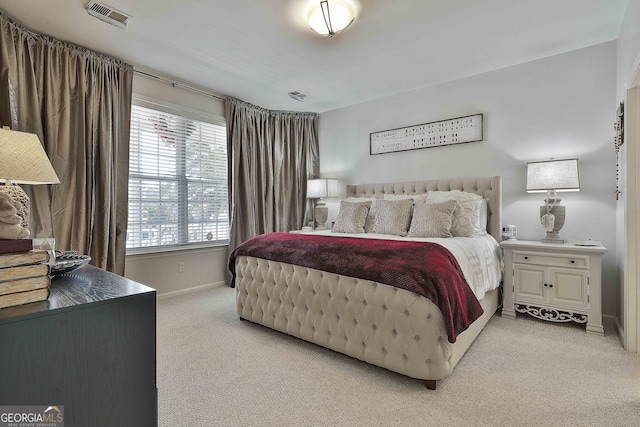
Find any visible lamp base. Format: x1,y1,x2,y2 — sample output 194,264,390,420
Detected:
314,203,328,230
539,202,565,245
541,233,564,244
0,184,30,229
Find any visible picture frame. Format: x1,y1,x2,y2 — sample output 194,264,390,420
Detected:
370,113,483,155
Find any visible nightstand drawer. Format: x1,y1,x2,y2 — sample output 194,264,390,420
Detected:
514,251,589,269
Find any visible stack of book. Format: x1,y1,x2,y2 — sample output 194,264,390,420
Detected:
0,239,51,309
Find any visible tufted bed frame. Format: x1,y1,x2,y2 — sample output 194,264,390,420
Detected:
234,176,502,389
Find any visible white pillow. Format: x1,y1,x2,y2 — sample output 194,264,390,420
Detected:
383,193,428,204
426,190,483,237
345,197,378,232
407,200,457,238
332,201,371,234
479,198,488,234
372,198,413,236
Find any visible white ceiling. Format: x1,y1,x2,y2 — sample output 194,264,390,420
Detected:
0,0,629,113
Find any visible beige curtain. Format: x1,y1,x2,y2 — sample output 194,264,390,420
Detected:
0,12,133,274
226,97,319,251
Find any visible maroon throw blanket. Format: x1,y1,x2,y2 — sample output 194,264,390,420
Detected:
228,232,483,343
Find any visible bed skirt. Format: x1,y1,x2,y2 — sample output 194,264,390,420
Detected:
235,255,499,383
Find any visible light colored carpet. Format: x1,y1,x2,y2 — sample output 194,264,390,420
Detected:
157,285,640,427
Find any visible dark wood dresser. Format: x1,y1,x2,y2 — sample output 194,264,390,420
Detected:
0,265,157,427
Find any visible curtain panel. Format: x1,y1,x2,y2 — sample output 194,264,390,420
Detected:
225,97,319,251
0,11,133,274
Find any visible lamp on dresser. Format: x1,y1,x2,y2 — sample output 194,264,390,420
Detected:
307,178,339,230
526,158,580,244
0,128,60,230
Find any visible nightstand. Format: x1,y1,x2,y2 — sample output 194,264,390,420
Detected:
500,240,607,335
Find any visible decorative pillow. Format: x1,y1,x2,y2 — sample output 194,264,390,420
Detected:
332,201,372,234
383,193,428,204
426,190,483,237
407,200,457,238
479,198,488,234
345,197,378,232
371,198,413,236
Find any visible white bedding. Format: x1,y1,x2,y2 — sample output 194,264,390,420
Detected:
293,230,503,301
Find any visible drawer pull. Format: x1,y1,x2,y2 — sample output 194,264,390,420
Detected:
549,284,554,288
544,283,548,287
524,256,529,260
570,260,576,264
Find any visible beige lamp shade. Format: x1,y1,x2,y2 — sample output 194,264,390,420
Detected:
0,128,60,231
306,178,339,199
0,128,60,185
525,158,580,193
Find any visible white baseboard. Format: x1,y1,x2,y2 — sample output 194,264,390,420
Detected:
611,315,627,349
157,281,227,301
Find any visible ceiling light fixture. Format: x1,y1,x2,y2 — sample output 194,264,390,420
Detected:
306,0,356,37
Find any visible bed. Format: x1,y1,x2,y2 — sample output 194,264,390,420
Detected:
230,176,502,389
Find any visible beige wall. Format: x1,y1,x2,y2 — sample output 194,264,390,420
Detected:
125,246,229,297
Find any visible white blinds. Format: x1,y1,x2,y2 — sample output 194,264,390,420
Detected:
127,104,228,249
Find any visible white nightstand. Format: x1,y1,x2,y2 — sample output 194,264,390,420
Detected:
500,239,607,335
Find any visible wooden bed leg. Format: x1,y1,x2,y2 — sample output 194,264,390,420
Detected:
425,379,437,390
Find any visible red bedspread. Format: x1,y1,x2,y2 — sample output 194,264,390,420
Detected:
228,232,483,343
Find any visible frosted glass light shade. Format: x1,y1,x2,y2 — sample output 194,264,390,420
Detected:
306,0,356,37
307,178,339,199
526,158,580,193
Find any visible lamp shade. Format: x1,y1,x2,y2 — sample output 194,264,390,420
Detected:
307,178,339,199
0,128,60,185
526,158,580,193
306,0,356,37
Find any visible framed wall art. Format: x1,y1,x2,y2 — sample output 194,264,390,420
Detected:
370,113,483,155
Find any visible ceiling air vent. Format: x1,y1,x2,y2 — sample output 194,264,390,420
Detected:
86,1,132,29
288,91,307,102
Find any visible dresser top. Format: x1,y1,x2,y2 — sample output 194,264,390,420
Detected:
0,265,156,324
500,239,607,254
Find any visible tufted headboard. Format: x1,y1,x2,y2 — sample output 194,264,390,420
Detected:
345,176,502,241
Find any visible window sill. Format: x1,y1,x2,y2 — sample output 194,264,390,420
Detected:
126,242,228,258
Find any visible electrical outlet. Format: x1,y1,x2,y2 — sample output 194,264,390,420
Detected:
178,262,185,273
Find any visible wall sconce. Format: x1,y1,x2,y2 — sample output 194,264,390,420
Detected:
526,158,580,244
306,178,339,229
305,0,356,37
0,128,60,231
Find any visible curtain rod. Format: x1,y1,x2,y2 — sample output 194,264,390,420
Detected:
134,69,226,102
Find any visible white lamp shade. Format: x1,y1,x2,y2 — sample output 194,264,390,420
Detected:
306,0,356,36
0,128,60,185
526,158,580,193
307,178,339,199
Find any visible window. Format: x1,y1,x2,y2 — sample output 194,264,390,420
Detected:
127,103,228,250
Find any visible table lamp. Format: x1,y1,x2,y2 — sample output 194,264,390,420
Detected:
0,128,60,230
306,178,339,230
526,158,580,244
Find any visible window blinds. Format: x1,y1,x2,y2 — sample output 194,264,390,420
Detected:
127,104,228,249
